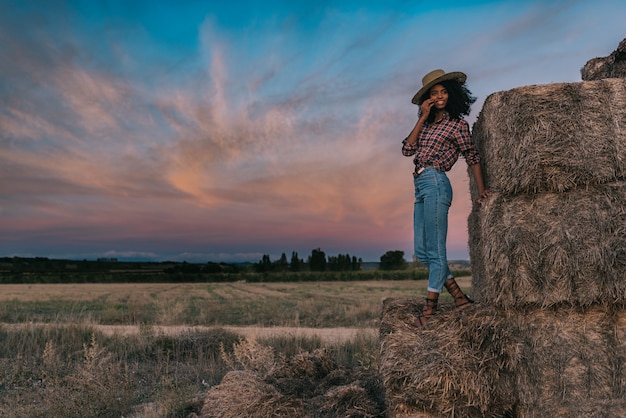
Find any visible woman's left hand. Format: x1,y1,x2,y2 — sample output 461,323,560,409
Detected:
477,189,491,205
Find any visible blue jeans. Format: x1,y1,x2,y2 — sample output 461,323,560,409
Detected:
413,167,453,293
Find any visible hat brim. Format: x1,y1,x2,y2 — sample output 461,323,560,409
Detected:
411,71,467,105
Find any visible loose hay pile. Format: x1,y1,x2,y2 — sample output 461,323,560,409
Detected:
201,340,385,418
380,72,626,416
201,370,305,418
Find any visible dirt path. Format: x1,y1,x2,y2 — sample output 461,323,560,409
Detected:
1,323,378,343
99,325,379,343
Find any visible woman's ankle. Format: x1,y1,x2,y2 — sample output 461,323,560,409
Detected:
423,292,439,315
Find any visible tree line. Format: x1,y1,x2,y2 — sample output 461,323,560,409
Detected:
254,248,362,273
0,252,474,284
254,249,414,273
0,249,412,276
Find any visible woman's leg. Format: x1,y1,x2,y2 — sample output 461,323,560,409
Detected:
413,177,428,266
444,277,474,308
417,168,452,294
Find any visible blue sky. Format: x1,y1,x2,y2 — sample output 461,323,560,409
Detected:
1,0,625,262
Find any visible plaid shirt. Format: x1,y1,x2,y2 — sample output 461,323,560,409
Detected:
402,112,480,176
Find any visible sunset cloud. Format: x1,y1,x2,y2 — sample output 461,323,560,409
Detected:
1,0,625,262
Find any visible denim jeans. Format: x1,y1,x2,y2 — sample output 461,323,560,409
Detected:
413,167,453,293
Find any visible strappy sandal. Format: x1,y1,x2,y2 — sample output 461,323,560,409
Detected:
444,278,474,309
405,297,438,329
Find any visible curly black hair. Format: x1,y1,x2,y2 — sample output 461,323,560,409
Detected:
418,79,476,123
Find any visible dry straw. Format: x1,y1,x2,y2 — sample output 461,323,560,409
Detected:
202,345,384,417
379,299,626,417
201,370,305,418
468,181,626,308
379,299,516,417
471,78,626,196
510,307,626,417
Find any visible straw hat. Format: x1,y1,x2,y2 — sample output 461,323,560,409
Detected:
411,69,467,104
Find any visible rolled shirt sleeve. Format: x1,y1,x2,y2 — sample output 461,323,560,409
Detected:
454,119,481,166
402,137,417,156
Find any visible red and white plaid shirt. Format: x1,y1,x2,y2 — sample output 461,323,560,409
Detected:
402,111,481,176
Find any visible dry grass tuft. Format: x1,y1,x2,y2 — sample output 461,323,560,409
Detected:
201,371,306,418
220,337,278,376
38,332,136,417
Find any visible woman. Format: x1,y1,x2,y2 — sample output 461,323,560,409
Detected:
402,69,490,328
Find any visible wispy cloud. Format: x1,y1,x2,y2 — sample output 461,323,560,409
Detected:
2,1,626,261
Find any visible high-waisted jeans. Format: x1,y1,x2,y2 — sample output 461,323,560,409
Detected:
413,167,453,293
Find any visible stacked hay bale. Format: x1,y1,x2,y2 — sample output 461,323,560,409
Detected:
582,37,626,80
467,76,626,417
380,299,517,417
469,78,626,308
380,75,626,417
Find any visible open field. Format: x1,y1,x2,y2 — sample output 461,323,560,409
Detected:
0,277,471,417
0,277,471,328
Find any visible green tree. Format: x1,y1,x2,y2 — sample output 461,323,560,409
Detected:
274,253,289,272
290,252,303,272
379,250,408,271
203,262,223,274
352,256,362,271
308,248,327,272
255,254,272,273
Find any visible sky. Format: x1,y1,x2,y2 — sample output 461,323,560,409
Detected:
1,0,625,263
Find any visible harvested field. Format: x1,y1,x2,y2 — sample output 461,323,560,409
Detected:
0,279,450,328
1,280,411,417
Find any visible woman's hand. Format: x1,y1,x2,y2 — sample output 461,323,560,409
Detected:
469,163,490,205
477,189,491,205
407,101,434,144
420,99,435,120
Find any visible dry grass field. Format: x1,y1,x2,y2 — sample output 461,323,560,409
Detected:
0,277,471,417
0,278,469,328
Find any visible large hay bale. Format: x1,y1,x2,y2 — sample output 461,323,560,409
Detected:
387,50,626,418
379,299,516,417
509,307,626,417
379,299,626,417
468,182,626,308
581,37,626,81
470,78,626,196
201,370,305,418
